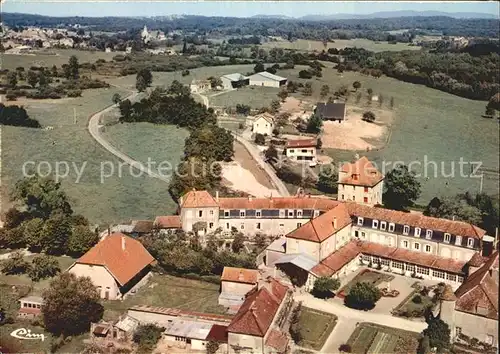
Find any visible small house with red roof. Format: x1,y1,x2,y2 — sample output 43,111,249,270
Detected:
219,267,260,309
338,156,384,206
178,189,220,234
67,233,155,300
284,139,317,165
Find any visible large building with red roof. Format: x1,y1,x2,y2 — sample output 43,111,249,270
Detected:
338,156,384,206
68,233,155,300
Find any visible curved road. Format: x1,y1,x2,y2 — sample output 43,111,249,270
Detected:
87,91,171,183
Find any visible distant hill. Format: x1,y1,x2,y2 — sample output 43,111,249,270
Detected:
300,11,499,21
251,14,293,20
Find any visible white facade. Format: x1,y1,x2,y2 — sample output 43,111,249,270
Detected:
253,115,274,136
338,181,384,206
221,76,234,90
248,72,287,88
68,263,121,300
284,146,317,163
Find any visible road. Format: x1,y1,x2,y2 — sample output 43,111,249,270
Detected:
87,91,171,184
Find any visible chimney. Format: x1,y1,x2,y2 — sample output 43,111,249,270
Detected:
215,190,219,202
121,236,126,251
248,195,253,202
333,216,337,229
179,195,184,206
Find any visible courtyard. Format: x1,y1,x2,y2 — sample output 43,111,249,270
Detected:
293,306,338,350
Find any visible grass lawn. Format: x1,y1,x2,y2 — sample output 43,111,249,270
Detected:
338,269,394,297
0,322,54,353
1,87,180,225
102,274,227,321
296,307,337,351
209,86,281,109
274,65,499,202
260,39,421,53
347,322,420,354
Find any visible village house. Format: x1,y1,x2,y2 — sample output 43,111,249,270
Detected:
248,71,287,88
315,102,347,122
284,139,317,165
17,296,43,320
220,73,249,90
219,267,260,310
153,215,182,234
67,233,155,300
338,156,385,206
252,113,275,136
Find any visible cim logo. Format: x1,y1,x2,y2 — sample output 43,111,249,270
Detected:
10,328,45,341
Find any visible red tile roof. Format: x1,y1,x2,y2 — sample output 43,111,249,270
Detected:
181,190,218,208
339,157,384,187
228,277,290,337
254,113,274,124
286,204,351,243
221,267,259,285
129,305,234,323
346,203,486,240
218,195,339,211
455,252,498,320
285,139,317,149
154,215,182,229
206,324,229,343
312,240,361,277
467,252,485,267
265,329,289,352
75,233,155,286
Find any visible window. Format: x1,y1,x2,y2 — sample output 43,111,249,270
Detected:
362,255,371,262
425,244,432,253
297,210,303,218
414,242,420,251
402,240,409,248
226,223,230,230
455,327,462,337
240,210,245,217
455,235,462,246
279,209,286,218
363,197,368,203
301,149,308,153
467,238,474,248
406,264,415,272
256,210,262,217
240,223,244,230
414,227,421,237
297,223,302,228
426,230,432,239
372,220,379,229
392,261,404,269
357,217,364,226
444,233,451,243
403,225,410,235
380,259,390,266
388,223,395,232
198,210,203,217
416,266,429,275
288,211,294,217
279,223,284,228
341,194,345,200
446,274,457,282
313,210,320,217
354,231,359,237
288,149,294,153
256,223,261,230
364,187,369,193
224,210,229,217
209,222,214,229
353,196,356,201
432,270,445,279
380,221,387,231
361,232,366,238
457,276,464,283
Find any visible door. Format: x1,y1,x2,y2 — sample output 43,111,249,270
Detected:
105,291,109,300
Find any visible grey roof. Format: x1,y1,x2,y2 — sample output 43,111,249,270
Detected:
315,102,346,120
248,71,287,82
18,296,44,304
163,319,213,340
115,316,139,332
273,253,318,271
221,73,248,81
267,237,286,253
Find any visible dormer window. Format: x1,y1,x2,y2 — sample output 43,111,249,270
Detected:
279,209,285,218
224,210,229,217
372,220,379,229
288,210,294,217
426,230,433,240
414,227,421,237
403,225,410,235
455,235,462,246
380,221,387,231
240,210,245,217
357,217,364,226
256,210,262,218
388,223,395,232
352,174,359,181
444,233,451,243
297,210,303,218
467,238,474,248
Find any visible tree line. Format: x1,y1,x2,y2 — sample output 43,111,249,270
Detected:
0,104,41,128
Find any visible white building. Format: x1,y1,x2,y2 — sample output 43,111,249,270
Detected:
220,73,249,90
248,71,287,88
252,113,275,136
338,156,384,206
284,139,317,164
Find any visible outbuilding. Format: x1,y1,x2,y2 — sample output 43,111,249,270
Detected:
248,71,287,88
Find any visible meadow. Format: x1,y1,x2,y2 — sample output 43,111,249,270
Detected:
260,39,421,53
1,87,179,225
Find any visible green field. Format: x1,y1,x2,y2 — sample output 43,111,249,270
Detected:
296,307,337,350
260,39,421,53
209,85,280,109
102,274,226,321
347,323,420,354
1,87,178,225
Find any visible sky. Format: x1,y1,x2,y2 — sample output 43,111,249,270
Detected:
2,1,499,18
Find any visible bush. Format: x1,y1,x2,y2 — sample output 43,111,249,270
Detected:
67,89,82,97
339,344,352,353
254,133,266,145
412,294,422,304
181,69,190,76
299,70,313,79
28,254,61,281
344,282,382,310
1,251,31,275
5,93,17,101
133,324,164,352
362,111,376,122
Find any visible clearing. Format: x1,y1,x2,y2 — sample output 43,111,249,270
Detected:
295,306,338,351
260,39,421,53
346,322,420,354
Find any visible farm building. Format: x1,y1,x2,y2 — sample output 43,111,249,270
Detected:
284,139,318,164
248,71,287,88
252,113,275,136
153,215,182,234
220,73,249,90
218,267,259,310
315,102,347,122
17,296,43,319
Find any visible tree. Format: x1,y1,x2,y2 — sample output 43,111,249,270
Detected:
254,133,266,145
182,38,187,54
317,165,338,193
231,232,246,253
367,88,373,97
277,89,288,103
316,137,323,150
270,99,281,114
67,225,99,257
133,324,164,353
299,70,313,79
1,250,31,275
28,254,60,281
344,282,381,310
23,217,46,251
352,81,361,92
303,82,313,96
38,71,48,87
136,68,152,89
276,112,290,128
168,80,190,96
306,114,323,134
417,335,431,354
136,75,147,92
254,62,265,73
383,164,421,211
422,318,450,351
312,277,340,298
264,144,279,162
390,96,395,109
289,302,303,344
206,340,220,354
209,76,223,89
3,207,26,229
67,55,79,80
42,272,103,336
112,93,121,105
362,111,376,122
320,84,330,100
378,94,384,107
27,70,38,88
7,72,17,87
41,213,72,255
